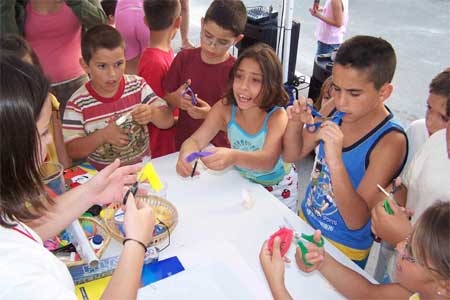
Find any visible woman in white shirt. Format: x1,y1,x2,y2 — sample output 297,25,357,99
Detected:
0,53,155,300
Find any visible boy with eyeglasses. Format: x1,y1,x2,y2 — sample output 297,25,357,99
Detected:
163,0,246,149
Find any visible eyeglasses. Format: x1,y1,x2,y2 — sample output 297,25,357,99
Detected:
201,30,234,50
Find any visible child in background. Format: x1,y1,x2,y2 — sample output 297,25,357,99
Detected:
101,0,118,26
405,68,449,163
371,68,450,283
114,0,150,74
0,33,71,168
310,0,349,55
260,201,450,300
0,54,155,300
63,25,173,170
314,75,333,111
138,0,181,158
163,0,247,150
177,44,298,211
283,36,408,268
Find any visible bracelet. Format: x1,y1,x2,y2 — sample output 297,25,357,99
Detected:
123,238,147,253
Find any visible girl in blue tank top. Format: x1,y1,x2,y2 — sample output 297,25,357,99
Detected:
176,43,298,212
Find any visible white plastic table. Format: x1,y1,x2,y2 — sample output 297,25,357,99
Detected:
106,153,376,299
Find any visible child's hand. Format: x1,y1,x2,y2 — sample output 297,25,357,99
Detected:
371,198,413,246
187,97,211,120
131,104,153,125
260,237,288,292
123,193,155,246
316,121,343,166
174,79,193,111
295,230,325,272
101,122,129,146
309,7,322,16
286,96,314,125
200,147,234,171
176,151,198,177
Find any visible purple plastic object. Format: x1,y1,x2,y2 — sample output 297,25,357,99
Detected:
185,151,214,163
181,85,198,105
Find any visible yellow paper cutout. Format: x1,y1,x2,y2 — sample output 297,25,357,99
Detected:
139,162,163,192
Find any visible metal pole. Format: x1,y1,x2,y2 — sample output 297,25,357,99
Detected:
282,0,294,83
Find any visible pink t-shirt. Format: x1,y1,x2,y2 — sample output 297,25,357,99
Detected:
315,0,349,45
115,0,150,60
24,2,85,83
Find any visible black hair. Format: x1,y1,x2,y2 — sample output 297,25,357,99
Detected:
204,0,247,36
143,0,181,31
0,33,43,72
0,53,52,227
429,68,450,118
81,24,124,64
334,35,397,90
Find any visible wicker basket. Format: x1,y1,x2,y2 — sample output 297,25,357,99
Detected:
103,195,178,247
58,217,111,268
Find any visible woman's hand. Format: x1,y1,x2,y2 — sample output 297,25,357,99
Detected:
123,193,155,246
84,159,142,205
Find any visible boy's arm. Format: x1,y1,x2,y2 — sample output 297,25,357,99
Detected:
66,130,107,160
326,127,407,229
63,105,129,159
143,104,174,129
131,83,175,129
282,97,329,162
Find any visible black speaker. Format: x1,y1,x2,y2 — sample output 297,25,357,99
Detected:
237,17,278,53
237,20,300,85
307,54,333,102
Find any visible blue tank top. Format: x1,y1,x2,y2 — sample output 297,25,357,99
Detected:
227,105,289,185
300,111,407,262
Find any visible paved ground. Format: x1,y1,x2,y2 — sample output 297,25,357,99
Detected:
176,0,450,125
172,0,449,277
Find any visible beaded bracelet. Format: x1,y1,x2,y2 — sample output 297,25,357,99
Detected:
123,238,147,253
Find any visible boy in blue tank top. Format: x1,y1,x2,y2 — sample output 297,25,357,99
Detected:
283,35,408,268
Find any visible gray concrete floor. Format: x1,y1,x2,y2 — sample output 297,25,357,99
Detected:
176,0,450,126
172,0,450,277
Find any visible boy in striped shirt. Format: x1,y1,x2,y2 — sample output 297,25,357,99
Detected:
63,25,173,170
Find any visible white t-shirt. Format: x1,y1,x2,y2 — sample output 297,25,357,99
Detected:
405,118,429,165
0,222,77,300
401,129,450,224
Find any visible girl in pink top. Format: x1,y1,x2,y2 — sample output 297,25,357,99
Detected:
310,0,349,55
20,0,106,116
115,0,150,74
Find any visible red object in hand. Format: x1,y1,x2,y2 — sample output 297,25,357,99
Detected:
268,227,294,257
313,0,320,11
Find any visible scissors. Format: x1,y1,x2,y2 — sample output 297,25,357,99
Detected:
304,104,346,133
181,84,198,105
283,217,324,267
122,169,145,205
